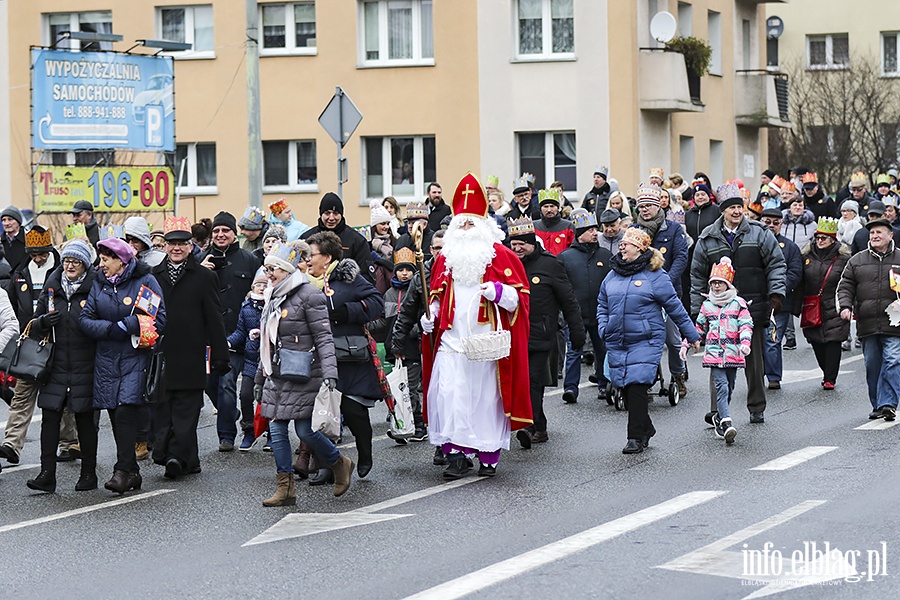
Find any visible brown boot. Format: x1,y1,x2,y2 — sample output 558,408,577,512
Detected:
674,373,687,398
135,441,149,461
262,472,297,507
330,454,354,497
293,442,312,479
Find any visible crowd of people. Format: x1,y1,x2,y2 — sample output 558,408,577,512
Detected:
0,163,898,501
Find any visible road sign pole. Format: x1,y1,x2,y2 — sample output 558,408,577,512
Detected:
319,87,362,201
336,86,344,198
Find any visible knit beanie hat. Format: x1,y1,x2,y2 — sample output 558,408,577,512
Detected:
97,237,136,264
0,206,23,225
369,199,392,226
840,200,859,215
263,224,287,243
60,239,93,268
212,211,237,234
319,192,344,215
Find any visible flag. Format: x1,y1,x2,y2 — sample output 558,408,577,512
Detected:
135,285,162,319
891,269,900,294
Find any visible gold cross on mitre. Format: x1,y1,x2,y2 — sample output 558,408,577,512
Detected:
461,184,475,210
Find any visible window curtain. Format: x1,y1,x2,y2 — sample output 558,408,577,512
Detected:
80,11,113,50
551,0,574,53
262,5,286,48
420,0,434,59
296,141,317,185
518,0,542,54
294,3,316,48
364,2,380,60
193,6,214,52
196,144,217,187
48,14,72,49
388,1,413,60
263,141,289,186
161,8,186,44
554,133,576,163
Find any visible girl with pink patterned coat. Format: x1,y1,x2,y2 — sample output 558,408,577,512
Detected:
681,257,753,444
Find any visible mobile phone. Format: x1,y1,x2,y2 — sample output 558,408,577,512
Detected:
210,255,227,269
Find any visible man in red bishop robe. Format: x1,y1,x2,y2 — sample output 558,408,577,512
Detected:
421,173,532,479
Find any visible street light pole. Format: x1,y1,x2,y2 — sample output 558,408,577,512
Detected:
246,0,262,208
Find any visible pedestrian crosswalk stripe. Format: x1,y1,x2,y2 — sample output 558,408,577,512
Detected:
854,419,900,430
749,446,838,471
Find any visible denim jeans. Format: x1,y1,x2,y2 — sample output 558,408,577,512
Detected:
206,352,243,443
563,322,605,397
860,335,900,409
764,311,792,382
711,367,737,421
269,418,340,474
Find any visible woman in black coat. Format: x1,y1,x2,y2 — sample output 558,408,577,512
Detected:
26,240,99,493
307,231,384,480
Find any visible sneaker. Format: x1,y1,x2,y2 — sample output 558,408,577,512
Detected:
714,419,726,440
386,430,409,445
841,340,851,351
588,374,598,384
869,408,884,420
783,339,796,350
239,434,255,452
722,419,736,444
767,380,781,390
855,338,861,349
218,440,235,453
822,381,835,390
704,411,718,428
562,391,577,404
516,429,533,449
262,435,272,452
883,406,896,421
597,387,608,401
408,426,428,443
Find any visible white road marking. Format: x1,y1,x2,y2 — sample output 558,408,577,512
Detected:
1,463,40,474
0,489,175,535
749,446,838,471
854,419,900,430
243,478,483,546
401,491,725,600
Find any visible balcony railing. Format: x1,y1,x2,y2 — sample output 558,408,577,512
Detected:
734,70,791,128
638,49,704,113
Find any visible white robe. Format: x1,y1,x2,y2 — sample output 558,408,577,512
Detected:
427,281,511,452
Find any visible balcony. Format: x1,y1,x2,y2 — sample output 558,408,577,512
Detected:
638,50,704,113
734,70,791,128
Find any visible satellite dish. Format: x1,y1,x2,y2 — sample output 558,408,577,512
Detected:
766,16,784,40
650,11,677,44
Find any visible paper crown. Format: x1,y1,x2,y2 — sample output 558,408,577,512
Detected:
132,314,159,349
716,182,743,201
512,176,529,193
25,226,52,249
485,175,500,188
522,172,536,185
594,165,609,178
100,224,125,240
782,180,797,193
649,167,664,180
65,223,86,240
405,202,429,220
816,217,839,237
800,172,818,184
240,206,266,227
268,197,289,215
269,242,301,268
747,200,765,216
572,211,598,230
849,171,867,187
741,187,752,200
353,224,371,242
622,227,651,252
452,173,489,218
709,257,735,284
393,247,416,267
635,184,662,205
164,216,192,238
507,216,535,238
538,188,561,204
769,175,786,193
876,173,891,186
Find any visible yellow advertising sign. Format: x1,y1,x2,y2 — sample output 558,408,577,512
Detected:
35,166,175,212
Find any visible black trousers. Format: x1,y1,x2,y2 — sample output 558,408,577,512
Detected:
341,395,372,467
108,405,148,474
528,350,550,433
239,375,256,433
812,341,843,384
136,402,154,446
41,408,97,475
151,390,203,471
625,384,652,441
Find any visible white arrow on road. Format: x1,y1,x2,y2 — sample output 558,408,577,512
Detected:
658,500,856,598
243,477,482,546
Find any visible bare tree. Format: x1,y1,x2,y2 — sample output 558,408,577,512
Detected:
769,55,900,192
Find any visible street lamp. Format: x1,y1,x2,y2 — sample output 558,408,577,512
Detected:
129,39,193,54
52,30,124,50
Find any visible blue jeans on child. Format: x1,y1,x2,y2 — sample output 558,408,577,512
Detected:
268,418,340,474
711,367,738,421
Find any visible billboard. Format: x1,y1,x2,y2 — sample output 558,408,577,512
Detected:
31,49,175,151
35,166,175,212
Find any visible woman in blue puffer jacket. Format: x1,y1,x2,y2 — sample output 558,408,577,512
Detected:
597,227,699,455
80,238,166,495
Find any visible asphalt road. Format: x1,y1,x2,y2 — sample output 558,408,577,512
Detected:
0,338,897,600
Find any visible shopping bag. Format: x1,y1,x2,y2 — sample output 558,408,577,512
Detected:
312,382,342,441
253,403,269,439
386,359,415,438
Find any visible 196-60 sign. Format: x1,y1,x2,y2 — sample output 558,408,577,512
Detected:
36,166,175,213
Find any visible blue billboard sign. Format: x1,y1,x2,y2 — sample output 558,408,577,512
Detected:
31,49,175,151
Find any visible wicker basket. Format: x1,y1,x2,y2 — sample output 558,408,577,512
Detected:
462,295,511,362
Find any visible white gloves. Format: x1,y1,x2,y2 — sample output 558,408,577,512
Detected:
420,301,439,334
739,345,752,357
249,328,260,341
480,281,499,302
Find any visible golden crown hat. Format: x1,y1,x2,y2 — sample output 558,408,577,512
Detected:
164,216,192,237
485,175,500,188
522,172,536,185
782,180,797,193
393,247,416,267
25,226,53,250
451,172,488,218
133,314,160,349
512,176,529,192
741,187,752,200
572,211,598,230
621,227,651,252
849,171,867,187
800,172,818,184
507,216,535,238
268,197,289,215
100,224,125,240
269,242,301,267
876,173,892,186
747,200,765,216
709,257,735,284
538,188,561,204
649,167,665,180
65,223,87,241
405,202,429,220
816,216,840,237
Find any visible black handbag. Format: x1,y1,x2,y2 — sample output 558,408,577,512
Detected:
275,346,314,383
144,336,166,404
333,335,369,363
0,320,54,383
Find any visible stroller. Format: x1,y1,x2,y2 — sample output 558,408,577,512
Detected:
605,362,684,411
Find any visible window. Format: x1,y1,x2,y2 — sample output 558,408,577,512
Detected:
708,10,722,75
679,136,694,179
359,0,434,67
807,34,849,69
517,0,574,59
48,150,114,167
517,132,576,191
45,11,113,51
173,142,217,193
260,3,316,55
262,140,317,191
742,20,751,71
677,3,692,38
883,32,899,76
363,135,436,200
157,5,215,58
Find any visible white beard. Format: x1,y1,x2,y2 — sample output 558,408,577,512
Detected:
443,215,502,287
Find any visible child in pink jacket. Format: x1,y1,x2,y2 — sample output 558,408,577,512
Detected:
681,257,753,444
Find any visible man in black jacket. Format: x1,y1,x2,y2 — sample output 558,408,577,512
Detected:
509,217,584,447
558,210,613,402
1,205,27,271
426,183,450,232
201,211,261,451
301,193,375,284
152,217,230,478
583,166,611,214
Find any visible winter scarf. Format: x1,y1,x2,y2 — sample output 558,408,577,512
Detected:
308,261,337,291
611,249,653,277
259,270,308,377
708,286,738,307
61,270,87,300
637,209,665,240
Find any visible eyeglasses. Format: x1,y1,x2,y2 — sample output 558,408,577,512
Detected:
761,219,781,226
263,266,278,274
125,236,140,244
166,240,191,247
62,258,82,266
